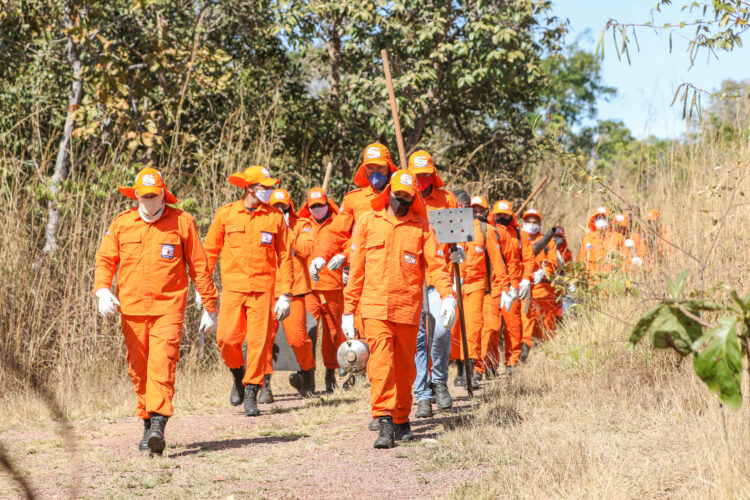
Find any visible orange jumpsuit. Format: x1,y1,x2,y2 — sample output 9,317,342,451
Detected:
345,195,453,424
204,200,293,386
521,233,561,344
300,199,346,370
577,229,626,276
94,206,218,418
267,211,316,373
621,231,649,273
504,220,535,353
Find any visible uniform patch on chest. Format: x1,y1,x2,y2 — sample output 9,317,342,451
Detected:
404,253,417,265
161,244,175,259
474,246,484,253
585,242,593,249
261,231,273,245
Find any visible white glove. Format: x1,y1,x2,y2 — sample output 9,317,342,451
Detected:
309,257,326,282
342,270,349,285
533,268,546,285
624,238,635,249
440,296,457,329
449,246,466,264
327,254,346,271
274,295,291,321
199,310,218,334
568,283,577,293
500,291,512,312
518,279,531,300
95,288,120,317
508,286,519,301
342,314,355,339
631,256,644,267
195,290,203,309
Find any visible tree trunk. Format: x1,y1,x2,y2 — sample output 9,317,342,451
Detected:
42,1,84,255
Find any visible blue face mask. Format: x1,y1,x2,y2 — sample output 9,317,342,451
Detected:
368,171,388,191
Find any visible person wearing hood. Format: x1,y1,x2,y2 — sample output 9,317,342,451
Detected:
300,187,347,393
613,212,648,273
267,188,316,399
343,171,457,449
94,167,219,456
577,206,626,276
519,209,561,345
492,200,535,362
406,150,459,419
203,166,293,417
449,195,509,385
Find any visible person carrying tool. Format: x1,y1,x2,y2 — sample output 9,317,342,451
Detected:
300,187,347,393
577,206,626,276
94,167,219,456
492,200,535,362
520,209,561,345
310,143,399,340
203,166,293,417
613,212,648,273
343,171,457,448
406,150,458,419
267,188,316,399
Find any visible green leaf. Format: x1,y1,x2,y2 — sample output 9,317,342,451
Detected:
665,270,689,300
692,317,743,410
630,304,664,346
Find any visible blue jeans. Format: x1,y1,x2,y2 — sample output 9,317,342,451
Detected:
413,286,451,401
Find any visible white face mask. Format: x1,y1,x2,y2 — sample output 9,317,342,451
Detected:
283,211,290,226
594,218,608,230
256,188,273,204
310,205,329,220
523,222,540,235
137,191,165,223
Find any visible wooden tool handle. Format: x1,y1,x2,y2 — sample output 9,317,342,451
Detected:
381,50,407,170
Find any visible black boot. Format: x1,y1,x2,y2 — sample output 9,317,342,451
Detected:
468,359,479,390
454,360,465,387
138,418,150,452
325,368,337,393
433,381,453,410
147,413,168,456
258,374,274,404
229,367,245,406
244,384,260,416
368,418,380,431
505,365,517,376
520,343,530,362
373,416,395,449
395,421,413,441
290,368,315,397
415,399,433,418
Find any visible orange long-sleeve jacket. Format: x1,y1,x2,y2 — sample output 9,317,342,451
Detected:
496,224,522,289
344,209,453,326
456,219,509,297
504,220,534,282
577,230,626,275
313,186,380,262
299,201,345,291
204,200,293,294
274,212,313,297
526,232,559,278
94,206,218,315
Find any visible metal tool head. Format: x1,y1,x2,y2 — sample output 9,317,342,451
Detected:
337,339,370,374
428,208,475,244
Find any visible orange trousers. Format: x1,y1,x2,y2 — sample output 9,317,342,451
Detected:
364,318,418,424
217,290,274,386
268,295,316,373
122,312,184,419
450,288,483,362
305,289,346,369
502,299,523,366
478,294,502,373
521,283,561,346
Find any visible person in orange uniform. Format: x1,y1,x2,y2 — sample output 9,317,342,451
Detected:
492,200,534,362
520,209,561,345
343,171,457,449
644,209,674,262
553,226,573,264
203,166,293,417
577,206,625,276
268,188,316,399
613,212,648,273
407,150,459,419
300,187,347,393
94,167,219,456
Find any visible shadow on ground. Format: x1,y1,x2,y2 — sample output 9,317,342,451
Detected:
169,433,308,458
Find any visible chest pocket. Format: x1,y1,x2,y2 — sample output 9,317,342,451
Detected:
257,225,277,248
159,233,182,261
401,240,421,269
119,233,142,261
226,225,247,248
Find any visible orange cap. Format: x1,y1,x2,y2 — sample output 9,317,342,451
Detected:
270,188,296,215
118,167,178,204
390,171,417,197
522,208,542,221
352,143,398,187
228,165,280,189
614,213,629,226
306,187,328,206
372,173,427,218
470,195,489,209
646,209,660,221
492,200,514,216
407,150,446,188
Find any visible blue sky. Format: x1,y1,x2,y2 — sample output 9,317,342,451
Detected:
553,0,750,139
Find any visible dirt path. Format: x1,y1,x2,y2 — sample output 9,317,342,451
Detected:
0,380,488,499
